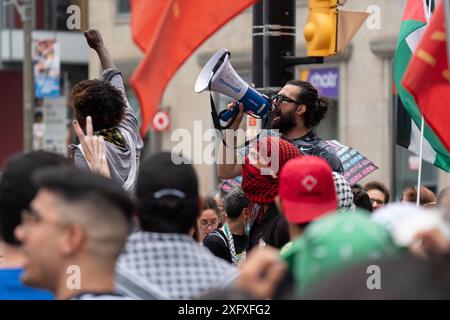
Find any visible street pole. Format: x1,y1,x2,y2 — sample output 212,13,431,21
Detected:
21,0,34,152
252,1,264,90
252,0,323,130
263,0,296,91
253,0,296,94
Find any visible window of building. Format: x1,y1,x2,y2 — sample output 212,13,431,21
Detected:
117,0,131,15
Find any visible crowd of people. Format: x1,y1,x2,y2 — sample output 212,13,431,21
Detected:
0,30,450,300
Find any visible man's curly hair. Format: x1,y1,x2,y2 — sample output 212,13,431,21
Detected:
70,79,126,132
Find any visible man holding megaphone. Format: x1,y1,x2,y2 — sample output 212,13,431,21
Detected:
217,79,343,179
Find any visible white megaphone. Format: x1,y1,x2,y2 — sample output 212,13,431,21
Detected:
195,48,273,123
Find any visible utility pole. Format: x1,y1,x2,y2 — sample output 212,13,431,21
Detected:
9,0,34,152
252,0,323,128
22,0,34,152
262,0,296,90
252,1,323,92
252,1,264,90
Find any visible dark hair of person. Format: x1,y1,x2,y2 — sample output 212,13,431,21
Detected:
286,80,329,129
70,79,126,132
363,181,390,204
224,187,249,220
0,151,69,245
136,152,199,234
401,186,436,206
204,196,219,216
352,189,373,213
33,166,133,222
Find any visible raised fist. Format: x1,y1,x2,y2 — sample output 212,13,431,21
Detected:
84,29,105,51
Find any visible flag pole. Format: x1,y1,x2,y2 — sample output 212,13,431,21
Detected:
416,0,434,207
416,116,425,207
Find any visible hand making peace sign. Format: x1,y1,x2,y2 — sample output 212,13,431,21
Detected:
73,116,111,178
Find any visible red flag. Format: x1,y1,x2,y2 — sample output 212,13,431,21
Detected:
131,0,259,136
402,1,450,152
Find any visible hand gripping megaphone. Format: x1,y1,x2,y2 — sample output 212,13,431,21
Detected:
195,48,273,128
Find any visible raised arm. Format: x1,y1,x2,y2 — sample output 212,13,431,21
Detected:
217,103,244,179
84,29,143,149
84,29,116,70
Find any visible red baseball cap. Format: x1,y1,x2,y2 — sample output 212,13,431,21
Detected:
279,156,337,224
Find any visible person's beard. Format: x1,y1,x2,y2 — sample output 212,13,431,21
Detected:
270,106,297,134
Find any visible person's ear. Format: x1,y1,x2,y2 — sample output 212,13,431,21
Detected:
60,225,85,257
296,104,307,116
14,224,25,243
242,207,249,219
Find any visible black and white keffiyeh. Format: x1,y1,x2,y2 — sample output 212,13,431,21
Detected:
70,293,132,300
332,172,355,211
115,232,238,300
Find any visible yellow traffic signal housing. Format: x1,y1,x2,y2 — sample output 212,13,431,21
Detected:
304,0,338,57
304,0,369,57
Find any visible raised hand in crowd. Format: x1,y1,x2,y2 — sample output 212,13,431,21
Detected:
84,29,116,70
73,116,111,178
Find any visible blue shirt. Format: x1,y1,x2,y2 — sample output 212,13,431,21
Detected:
0,268,54,300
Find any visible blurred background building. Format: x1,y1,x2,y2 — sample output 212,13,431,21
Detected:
0,0,89,163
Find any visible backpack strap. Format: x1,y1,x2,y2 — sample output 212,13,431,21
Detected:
209,230,228,248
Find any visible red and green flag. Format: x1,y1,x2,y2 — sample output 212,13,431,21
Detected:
403,1,450,154
393,0,450,172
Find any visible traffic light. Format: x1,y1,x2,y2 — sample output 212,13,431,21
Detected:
304,0,338,57
304,0,369,57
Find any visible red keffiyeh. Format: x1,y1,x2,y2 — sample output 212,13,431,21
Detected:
242,136,302,204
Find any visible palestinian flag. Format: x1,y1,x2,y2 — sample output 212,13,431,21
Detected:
403,1,450,156
393,0,450,172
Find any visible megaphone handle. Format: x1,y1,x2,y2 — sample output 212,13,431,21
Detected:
219,107,239,122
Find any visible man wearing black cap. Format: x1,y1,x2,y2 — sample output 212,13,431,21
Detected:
115,152,238,299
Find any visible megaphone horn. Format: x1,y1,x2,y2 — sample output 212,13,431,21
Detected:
195,48,273,124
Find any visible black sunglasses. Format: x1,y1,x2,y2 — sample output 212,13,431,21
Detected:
270,94,301,105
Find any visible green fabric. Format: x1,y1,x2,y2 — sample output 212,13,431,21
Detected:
280,241,293,259
280,240,299,272
95,127,127,150
290,210,398,296
393,19,450,171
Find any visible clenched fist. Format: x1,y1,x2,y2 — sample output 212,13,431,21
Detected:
84,29,105,51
